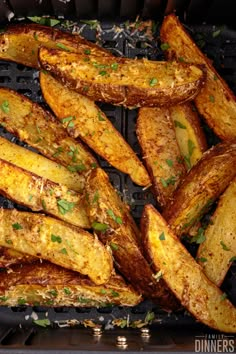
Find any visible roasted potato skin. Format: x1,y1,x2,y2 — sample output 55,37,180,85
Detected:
0,262,141,307
160,14,236,140
0,136,84,193
85,168,179,310
142,204,236,333
0,23,110,68
0,158,90,229
0,87,96,173
40,72,150,187
137,107,186,208
170,102,207,169
197,178,236,286
39,47,205,108
0,209,113,285
0,247,36,268
163,140,236,236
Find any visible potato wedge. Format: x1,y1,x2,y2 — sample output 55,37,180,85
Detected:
197,178,236,286
0,209,112,285
170,103,207,170
85,168,178,310
0,247,36,268
0,137,84,193
163,141,236,236
0,158,90,229
137,107,186,207
40,72,150,187
142,204,236,333
0,261,141,307
160,14,236,140
0,87,96,173
0,23,110,69
39,46,205,108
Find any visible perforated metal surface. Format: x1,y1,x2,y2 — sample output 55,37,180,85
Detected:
0,20,236,351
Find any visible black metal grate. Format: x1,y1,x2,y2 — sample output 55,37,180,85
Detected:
0,19,236,351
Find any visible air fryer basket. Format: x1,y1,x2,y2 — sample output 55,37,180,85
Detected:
0,0,236,352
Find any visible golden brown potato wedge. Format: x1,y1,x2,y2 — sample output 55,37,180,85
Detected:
142,204,236,333
0,209,112,285
40,72,150,187
0,158,90,229
197,178,236,286
39,46,205,108
0,137,84,193
0,23,110,69
163,140,236,236
137,107,186,207
0,87,96,174
170,102,207,170
160,14,236,140
85,168,178,310
0,262,141,307
0,247,36,268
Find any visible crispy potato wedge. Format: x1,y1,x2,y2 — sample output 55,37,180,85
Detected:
0,247,36,268
0,137,83,193
0,87,96,174
39,46,205,108
137,107,186,207
0,158,90,228
40,72,150,187
0,209,112,285
142,204,236,333
170,103,207,170
197,178,236,286
0,23,110,69
163,140,236,236
0,262,141,307
85,168,178,310
160,14,236,140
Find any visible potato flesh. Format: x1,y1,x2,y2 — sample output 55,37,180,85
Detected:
0,158,90,228
0,209,113,285
0,137,84,193
197,178,236,286
160,14,236,140
137,107,186,207
0,88,96,173
163,141,236,236
143,204,236,333
40,72,150,187
0,262,141,307
170,103,207,169
0,23,110,68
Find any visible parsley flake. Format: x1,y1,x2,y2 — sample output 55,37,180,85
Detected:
160,43,170,51
57,199,75,215
111,62,118,70
33,319,51,327
92,222,109,232
149,77,158,87
174,120,186,129
12,223,23,230
84,49,91,55
166,159,173,167
56,42,71,51
220,241,230,251
159,232,165,240
51,234,62,243
0,100,10,113
98,111,105,121
110,242,119,251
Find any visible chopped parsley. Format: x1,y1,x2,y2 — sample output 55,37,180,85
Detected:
92,190,99,204
33,318,51,327
149,77,158,87
48,289,58,297
160,176,176,188
28,194,33,201
188,139,195,157
57,199,75,215
67,164,86,172
197,257,207,263
111,290,119,297
68,146,78,162
64,287,71,295
51,234,62,243
6,239,13,245
0,296,8,302
159,232,165,240
41,199,47,211
52,146,64,158
209,95,215,103
174,120,186,129
111,62,119,70
60,248,68,255
84,49,91,55
220,241,230,251
18,298,26,305
12,223,23,230
166,159,173,167
99,70,107,76
110,242,119,251
98,111,105,121
220,292,228,301
190,228,206,244
91,162,97,169
107,209,122,224
61,116,75,127
100,289,107,294
92,222,109,232
160,43,170,51
56,42,71,51
0,100,10,113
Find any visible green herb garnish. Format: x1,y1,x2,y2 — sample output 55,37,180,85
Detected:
98,111,105,121
166,159,173,167
149,77,158,87
56,42,71,51
64,287,71,295
110,242,119,251
159,232,165,241
174,120,186,129
51,234,62,243
220,241,230,251
12,223,23,230
33,319,51,327
209,95,215,103
57,199,75,215
0,100,10,113
160,43,170,51
60,248,68,255
92,222,109,232
111,62,119,70
84,49,91,55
